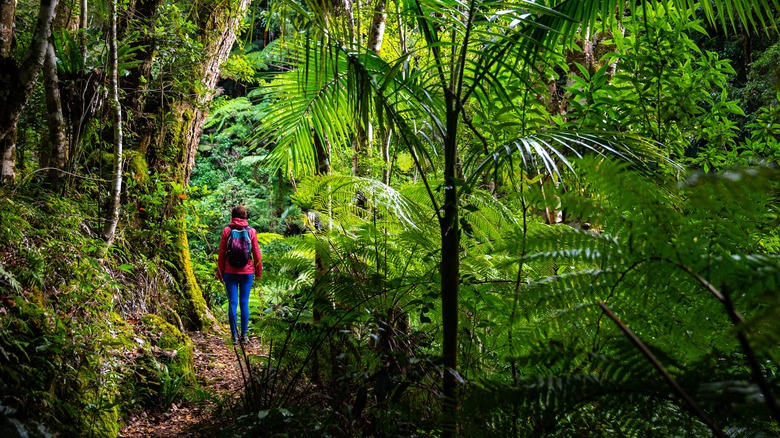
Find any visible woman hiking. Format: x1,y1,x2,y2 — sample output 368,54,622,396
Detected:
217,205,262,345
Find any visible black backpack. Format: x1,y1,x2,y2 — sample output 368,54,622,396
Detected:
226,226,252,268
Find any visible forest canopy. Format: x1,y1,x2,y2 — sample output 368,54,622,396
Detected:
1,0,779,436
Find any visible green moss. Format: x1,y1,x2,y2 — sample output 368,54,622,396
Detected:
78,381,121,438
170,217,221,333
0,299,126,437
139,313,194,385
126,150,150,184
69,311,132,437
120,314,199,412
84,150,116,177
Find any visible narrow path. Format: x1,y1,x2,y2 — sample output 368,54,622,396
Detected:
119,331,264,437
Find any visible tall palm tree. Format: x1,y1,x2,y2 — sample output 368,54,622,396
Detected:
255,0,777,434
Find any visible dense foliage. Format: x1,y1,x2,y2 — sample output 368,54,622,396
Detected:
184,0,780,435
0,187,200,436
1,0,779,436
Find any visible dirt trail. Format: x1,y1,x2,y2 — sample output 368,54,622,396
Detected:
119,331,264,437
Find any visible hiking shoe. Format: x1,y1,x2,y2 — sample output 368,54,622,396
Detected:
231,335,239,345
240,335,249,345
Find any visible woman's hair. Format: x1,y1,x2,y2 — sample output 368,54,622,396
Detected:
231,205,248,219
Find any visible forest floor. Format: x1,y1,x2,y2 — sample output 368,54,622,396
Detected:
119,331,265,437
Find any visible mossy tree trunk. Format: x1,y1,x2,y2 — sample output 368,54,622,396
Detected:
0,0,59,184
42,39,68,184
119,0,164,160
139,0,249,331
171,216,221,332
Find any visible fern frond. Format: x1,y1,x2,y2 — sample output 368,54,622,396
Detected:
204,97,253,130
256,232,285,245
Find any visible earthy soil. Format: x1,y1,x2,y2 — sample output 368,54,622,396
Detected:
118,331,265,437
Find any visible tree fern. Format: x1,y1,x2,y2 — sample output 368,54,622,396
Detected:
473,158,780,434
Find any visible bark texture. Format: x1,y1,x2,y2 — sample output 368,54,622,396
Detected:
441,90,460,437
367,0,387,54
43,40,68,182
0,0,59,183
102,0,123,244
152,0,250,185
0,0,15,57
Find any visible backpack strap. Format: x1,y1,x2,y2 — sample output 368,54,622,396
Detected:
244,227,253,257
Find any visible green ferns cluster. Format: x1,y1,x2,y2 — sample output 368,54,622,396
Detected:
232,160,779,436
0,188,198,436
462,159,780,436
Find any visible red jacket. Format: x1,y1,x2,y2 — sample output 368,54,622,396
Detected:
217,218,263,279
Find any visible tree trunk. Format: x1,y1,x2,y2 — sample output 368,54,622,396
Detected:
141,0,249,331
79,0,87,61
0,0,59,183
43,39,68,184
174,0,249,184
0,0,14,57
367,0,387,54
42,0,77,182
102,0,122,245
170,216,221,332
119,0,163,159
0,128,15,182
311,130,331,384
352,125,370,176
380,127,392,184
441,90,460,437
351,0,387,178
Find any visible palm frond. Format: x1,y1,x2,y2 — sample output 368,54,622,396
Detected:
250,42,355,176
464,159,780,434
467,131,677,187
672,0,780,34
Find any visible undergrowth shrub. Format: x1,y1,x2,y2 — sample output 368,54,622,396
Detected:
128,314,195,411
216,165,780,436
229,283,442,437
0,187,200,436
0,295,125,436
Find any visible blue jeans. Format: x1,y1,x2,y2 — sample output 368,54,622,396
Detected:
224,273,254,338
